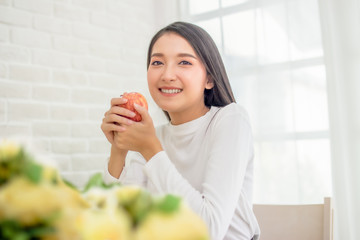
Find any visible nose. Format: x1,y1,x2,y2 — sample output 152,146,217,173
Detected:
161,64,176,82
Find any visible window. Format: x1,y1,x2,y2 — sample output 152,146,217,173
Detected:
180,0,332,204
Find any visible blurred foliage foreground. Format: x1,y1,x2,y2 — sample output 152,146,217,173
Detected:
0,139,209,240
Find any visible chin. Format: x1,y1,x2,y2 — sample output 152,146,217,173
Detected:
157,103,177,114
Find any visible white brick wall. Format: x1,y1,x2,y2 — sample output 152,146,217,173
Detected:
0,0,174,188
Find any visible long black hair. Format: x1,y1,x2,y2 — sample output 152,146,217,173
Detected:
147,21,236,119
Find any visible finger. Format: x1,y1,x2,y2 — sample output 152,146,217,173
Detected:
105,113,134,126
111,97,128,106
109,106,136,119
134,103,150,122
102,122,126,132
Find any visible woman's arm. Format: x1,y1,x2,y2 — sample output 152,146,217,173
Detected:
103,149,148,186
101,97,142,183
107,143,127,179
102,101,162,186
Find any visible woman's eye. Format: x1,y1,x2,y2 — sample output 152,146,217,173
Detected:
179,60,192,65
151,61,162,66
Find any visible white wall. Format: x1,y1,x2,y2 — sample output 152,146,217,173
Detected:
0,0,176,188
153,0,181,28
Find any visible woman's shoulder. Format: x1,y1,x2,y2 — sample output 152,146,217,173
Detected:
214,103,251,123
207,103,253,136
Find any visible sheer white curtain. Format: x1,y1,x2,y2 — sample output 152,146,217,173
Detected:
318,0,360,239
180,0,332,205
178,0,359,238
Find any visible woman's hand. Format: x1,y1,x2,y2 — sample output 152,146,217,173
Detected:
101,97,136,146
113,103,163,161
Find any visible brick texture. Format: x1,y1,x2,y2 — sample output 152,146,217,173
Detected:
0,0,172,188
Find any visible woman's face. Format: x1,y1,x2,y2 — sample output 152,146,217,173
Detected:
147,32,213,124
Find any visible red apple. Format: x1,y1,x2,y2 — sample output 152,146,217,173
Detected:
120,92,148,122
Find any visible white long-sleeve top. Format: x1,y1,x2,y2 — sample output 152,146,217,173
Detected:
104,103,260,240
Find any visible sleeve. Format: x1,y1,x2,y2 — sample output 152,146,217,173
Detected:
103,151,148,188
143,106,253,239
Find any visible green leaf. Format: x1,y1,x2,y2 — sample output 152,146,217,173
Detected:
82,172,119,192
131,191,153,225
0,220,29,240
13,233,29,240
0,218,56,240
24,161,43,184
63,179,78,190
27,225,55,237
156,195,181,213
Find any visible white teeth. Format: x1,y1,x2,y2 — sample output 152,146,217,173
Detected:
161,89,182,94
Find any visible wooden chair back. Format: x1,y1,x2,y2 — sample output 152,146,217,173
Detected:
253,197,333,240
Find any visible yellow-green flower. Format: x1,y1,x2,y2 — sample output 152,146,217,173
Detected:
76,207,132,240
82,187,111,210
115,185,143,204
80,186,135,240
0,176,87,226
43,206,84,240
114,185,153,227
0,143,210,240
134,203,209,240
0,139,20,161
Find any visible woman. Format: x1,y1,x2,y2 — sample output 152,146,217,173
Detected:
101,21,260,240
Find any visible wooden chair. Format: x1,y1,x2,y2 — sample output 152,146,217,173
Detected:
253,197,333,240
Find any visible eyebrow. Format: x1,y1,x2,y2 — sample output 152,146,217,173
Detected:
151,52,197,59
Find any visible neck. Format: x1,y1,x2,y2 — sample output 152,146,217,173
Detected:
169,105,210,125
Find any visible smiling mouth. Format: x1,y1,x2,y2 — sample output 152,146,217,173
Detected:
160,88,183,94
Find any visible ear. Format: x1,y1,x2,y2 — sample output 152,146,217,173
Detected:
205,76,214,90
